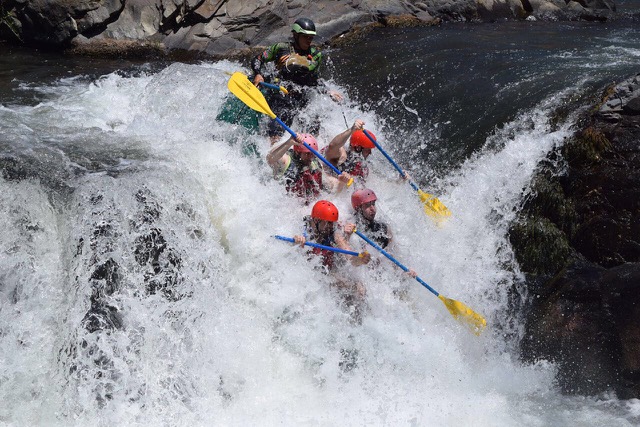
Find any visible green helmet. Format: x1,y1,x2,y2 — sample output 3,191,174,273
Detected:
292,18,316,36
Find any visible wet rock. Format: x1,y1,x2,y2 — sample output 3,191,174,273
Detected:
520,260,620,395
100,0,161,40
477,0,522,21
623,95,640,115
418,0,478,20
1,0,622,57
131,189,186,301
82,257,124,332
602,263,640,398
514,72,640,398
75,0,124,36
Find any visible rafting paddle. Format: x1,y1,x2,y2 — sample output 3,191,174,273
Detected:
354,230,486,335
362,129,451,221
274,235,366,258
259,81,289,94
227,72,353,186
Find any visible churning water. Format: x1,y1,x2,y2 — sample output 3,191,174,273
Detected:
1,17,640,427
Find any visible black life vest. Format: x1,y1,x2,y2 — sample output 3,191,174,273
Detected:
359,219,390,250
259,42,321,87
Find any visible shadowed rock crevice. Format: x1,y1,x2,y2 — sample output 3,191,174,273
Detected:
77,0,127,39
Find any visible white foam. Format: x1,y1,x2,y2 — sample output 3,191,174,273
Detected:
0,60,638,426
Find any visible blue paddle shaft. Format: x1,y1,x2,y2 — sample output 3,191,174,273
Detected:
362,129,420,192
259,82,283,91
274,235,361,257
354,230,439,297
274,117,345,176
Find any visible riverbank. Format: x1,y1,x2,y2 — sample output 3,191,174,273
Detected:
0,0,621,60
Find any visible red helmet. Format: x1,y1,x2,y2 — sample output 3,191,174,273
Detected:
351,188,377,210
311,200,339,222
293,133,318,153
350,130,376,149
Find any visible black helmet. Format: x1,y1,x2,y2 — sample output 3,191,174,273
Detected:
292,18,316,36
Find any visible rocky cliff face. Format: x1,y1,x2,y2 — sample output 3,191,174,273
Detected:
511,73,640,398
0,0,617,57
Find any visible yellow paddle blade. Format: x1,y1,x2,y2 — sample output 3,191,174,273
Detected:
227,72,276,119
418,189,452,220
438,294,487,336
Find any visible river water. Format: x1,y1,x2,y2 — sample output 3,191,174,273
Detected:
1,9,640,427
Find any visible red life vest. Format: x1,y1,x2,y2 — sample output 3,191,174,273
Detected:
303,216,336,272
283,153,322,201
342,150,369,179
310,245,335,271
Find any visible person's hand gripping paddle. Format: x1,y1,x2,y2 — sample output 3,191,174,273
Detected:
361,129,451,222
355,230,486,335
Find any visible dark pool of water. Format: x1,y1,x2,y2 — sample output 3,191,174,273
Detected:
330,19,640,172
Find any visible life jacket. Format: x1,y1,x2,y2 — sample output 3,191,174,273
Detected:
303,216,336,272
271,42,321,87
358,218,390,249
282,152,322,202
311,242,335,271
341,150,369,180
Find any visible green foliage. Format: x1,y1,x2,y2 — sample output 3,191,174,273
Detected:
0,1,22,42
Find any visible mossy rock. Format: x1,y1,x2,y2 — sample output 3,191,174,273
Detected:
509,216,574,275
563,126,612,165
522,167,578,236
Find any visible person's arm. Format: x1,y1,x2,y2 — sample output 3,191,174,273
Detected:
266,135,299,171
318,81,343,102
310,49,343,101
322,171,352,193
293,234,306,247
328,90,343,102
315,80,343,102
324,119,364,164
251,53,266,86
399,170,412,182
335,224,370,266
251,44,280,86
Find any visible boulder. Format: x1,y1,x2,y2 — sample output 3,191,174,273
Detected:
477,0,518,21
514,72,640,398
75,0,124,35
101,0,161,40
0,0,624,62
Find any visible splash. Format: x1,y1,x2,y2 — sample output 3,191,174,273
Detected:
0,60,638,426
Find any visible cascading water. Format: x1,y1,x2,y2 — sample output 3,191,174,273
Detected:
2,18,640,426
